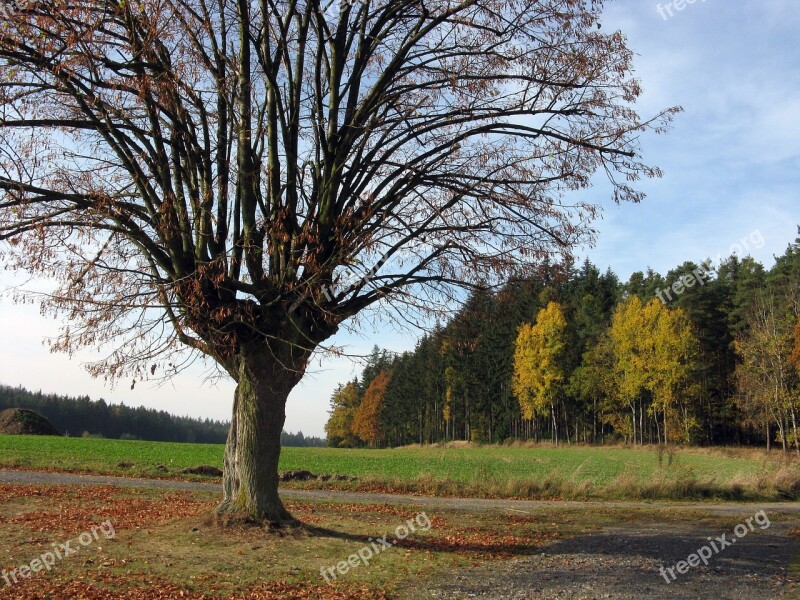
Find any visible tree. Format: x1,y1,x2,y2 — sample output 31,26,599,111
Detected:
352,370,390,446
606,296,650,443
735,236,800,455
324,380,361,447
649,303,698,443
603,296,699,444
790,317,800,371
736,292,800,457
513,301,568,444
568,332,615,443
0,0,674,522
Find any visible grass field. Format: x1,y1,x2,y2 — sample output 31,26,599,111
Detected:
1,435,798,501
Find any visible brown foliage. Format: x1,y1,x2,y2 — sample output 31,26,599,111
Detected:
352,371,390,447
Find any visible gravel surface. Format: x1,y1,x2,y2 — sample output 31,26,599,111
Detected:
406,520,799,599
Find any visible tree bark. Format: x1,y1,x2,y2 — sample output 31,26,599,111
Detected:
790,404,800,460
216,345,305,523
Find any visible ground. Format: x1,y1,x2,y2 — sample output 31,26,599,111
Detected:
413,520,798,599
0,470,797,598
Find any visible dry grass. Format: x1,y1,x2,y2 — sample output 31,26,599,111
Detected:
356,457,800,502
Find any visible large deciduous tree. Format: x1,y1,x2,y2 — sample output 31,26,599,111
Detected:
0,0,675,521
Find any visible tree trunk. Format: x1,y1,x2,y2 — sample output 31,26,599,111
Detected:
216,345,305,524
766,420,771,452
654,410,661,445
790,404,800,460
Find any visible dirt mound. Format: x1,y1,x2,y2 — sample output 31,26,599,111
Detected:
0,408,61,436
181,465,223,477
280,470,357,482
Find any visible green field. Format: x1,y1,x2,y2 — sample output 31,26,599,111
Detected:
1,435,798,501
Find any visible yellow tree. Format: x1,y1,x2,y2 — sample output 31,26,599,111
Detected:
649,303,699,443
790,316,800,370
608,296,650,444
606,297,698,444
513,302,568,445
352,371,390,448
324,381,361,448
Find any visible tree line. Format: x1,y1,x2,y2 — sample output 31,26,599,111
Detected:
0,385,324,446
326,230,800,455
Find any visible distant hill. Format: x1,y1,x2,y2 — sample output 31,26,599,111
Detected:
0,384,324,446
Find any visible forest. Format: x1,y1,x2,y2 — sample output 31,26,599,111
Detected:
326,231,800,455
0,385,324,446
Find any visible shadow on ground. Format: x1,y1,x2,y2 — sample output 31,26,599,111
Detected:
406,519,800,599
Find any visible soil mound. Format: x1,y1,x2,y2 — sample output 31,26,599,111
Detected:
0,408,61,436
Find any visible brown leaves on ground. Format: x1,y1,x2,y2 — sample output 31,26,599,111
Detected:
0,486,404,598
401,527,559,559
0,484,214,533
283,501,323,525
0,484,77,502
2,572,387,599
0,484,562,598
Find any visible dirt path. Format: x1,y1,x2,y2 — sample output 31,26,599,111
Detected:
1,468,799,517
1,469,798,598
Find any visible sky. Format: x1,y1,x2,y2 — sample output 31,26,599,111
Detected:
0,0,798,438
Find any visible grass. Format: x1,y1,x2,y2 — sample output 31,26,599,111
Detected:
0,434,223,477
0,434,798,501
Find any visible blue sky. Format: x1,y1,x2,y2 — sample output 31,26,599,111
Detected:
0,0,797,437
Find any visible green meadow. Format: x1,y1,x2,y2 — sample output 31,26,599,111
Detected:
1,435,797,500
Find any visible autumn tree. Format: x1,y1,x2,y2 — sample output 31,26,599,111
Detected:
602,297,698,444
324,380,361,447
0,0,674,521
513,301,568,444
352,370,389,446
790,317,800,372
736,292,800,457
606,296,650,443
649,302,698,443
